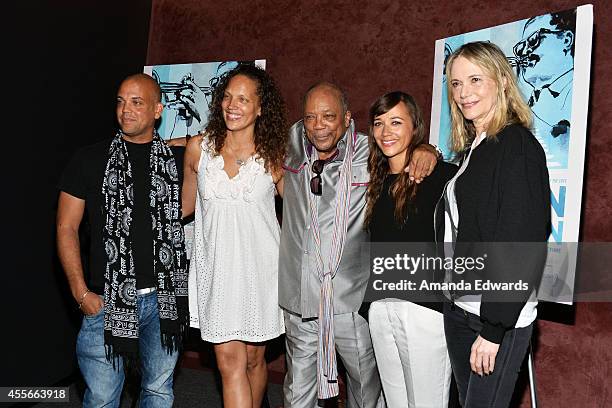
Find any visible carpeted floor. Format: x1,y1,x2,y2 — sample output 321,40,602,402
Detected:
34,367,284,408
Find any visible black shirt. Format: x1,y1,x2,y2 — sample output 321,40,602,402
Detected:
370,162,458,242
369,161,458,312
125,141,155,289
58,138,184,293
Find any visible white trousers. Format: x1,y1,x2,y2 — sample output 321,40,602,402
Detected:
369,301,451,408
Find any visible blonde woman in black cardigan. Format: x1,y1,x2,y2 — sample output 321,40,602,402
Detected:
441,41,550,408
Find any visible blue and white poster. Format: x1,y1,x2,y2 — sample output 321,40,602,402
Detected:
429,6,593,304
144,59,266,140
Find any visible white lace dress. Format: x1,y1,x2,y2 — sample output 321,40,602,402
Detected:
188,142,285,343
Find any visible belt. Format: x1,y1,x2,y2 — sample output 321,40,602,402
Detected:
136,287,156,295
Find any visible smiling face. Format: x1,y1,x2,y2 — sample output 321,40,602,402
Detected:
221,74,262,133
372,102,415,171
303,85,351,160
116,77,163,142
450,56,500,135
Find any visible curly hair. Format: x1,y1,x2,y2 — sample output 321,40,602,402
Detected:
204,63,288,173
365,91,426,227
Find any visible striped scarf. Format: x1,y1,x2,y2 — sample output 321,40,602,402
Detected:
306,130,355,399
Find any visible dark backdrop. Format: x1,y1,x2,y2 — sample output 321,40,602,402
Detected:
1,0,152,387
146,1,611,406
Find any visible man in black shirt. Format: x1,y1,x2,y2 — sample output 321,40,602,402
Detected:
57,74,188,407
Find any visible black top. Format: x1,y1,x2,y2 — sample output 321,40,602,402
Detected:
124,141,155,289
59,138,185,293
450,124,550,343
370,161,458,312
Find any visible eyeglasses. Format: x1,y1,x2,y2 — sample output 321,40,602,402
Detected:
513,28,565,57
310,159,325,196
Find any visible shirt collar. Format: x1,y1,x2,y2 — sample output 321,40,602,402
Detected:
471,131,487,150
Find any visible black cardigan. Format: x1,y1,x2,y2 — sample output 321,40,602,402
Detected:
435,124,551,343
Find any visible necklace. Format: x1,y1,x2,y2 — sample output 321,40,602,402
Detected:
225,140,254,167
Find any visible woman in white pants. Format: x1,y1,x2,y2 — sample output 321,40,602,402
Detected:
365,91,457,408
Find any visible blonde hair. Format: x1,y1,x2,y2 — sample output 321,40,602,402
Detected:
445,41,533,152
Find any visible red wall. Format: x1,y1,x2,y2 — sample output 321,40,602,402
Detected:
147,1,611,406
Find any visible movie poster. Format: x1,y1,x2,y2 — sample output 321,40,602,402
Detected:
429,6,593,304
144,59,267,140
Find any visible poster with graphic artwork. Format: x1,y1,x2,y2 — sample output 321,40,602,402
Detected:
429,6,593,304
144,59,266,140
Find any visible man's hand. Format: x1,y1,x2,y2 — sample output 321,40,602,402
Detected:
79,291,104,316
405,144,439,183
470,335,500,376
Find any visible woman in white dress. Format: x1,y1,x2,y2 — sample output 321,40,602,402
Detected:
182,64,287,408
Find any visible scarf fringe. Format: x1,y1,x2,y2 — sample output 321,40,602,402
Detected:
160,323,188,355
104,344,137,370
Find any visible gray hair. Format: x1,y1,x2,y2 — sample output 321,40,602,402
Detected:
302,81,349,114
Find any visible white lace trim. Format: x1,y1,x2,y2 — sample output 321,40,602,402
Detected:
203,153,265,202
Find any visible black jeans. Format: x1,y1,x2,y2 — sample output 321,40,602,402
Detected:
443,302,532,408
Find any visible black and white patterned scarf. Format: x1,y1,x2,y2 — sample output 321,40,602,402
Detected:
101,131,188,359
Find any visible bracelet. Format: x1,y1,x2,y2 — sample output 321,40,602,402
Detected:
77,289,90,309
185,134,191,144
430,143,444,160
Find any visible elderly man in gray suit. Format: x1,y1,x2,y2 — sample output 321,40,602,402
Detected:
278,82,439,407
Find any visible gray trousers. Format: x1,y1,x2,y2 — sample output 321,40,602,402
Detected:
283,310,382,408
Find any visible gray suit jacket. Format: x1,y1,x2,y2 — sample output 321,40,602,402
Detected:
278,120,371,318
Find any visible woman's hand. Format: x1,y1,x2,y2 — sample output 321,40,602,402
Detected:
470,335,500,376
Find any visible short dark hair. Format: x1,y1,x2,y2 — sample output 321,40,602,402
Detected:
302,81,349,115
549,9,576,33
550,10,576,57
